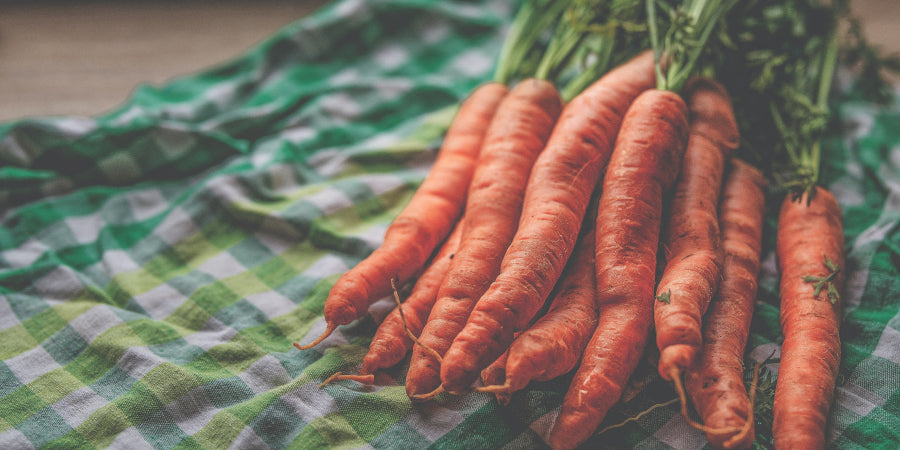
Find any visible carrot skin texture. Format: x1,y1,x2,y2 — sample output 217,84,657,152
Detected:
773,188,844,450
359,221,463,375
655,77,740,379
405,79,562,397
548,89,690,450
685,158,766,449
302,83,508,343
486,224,599,395
439,50,657,393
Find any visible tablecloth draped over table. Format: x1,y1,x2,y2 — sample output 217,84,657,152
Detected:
0,0,898,449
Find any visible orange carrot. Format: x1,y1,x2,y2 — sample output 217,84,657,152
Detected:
294,82,507,350
654,77,739,381
477,221,598,398
358,220,463,376
684,158,766,449
438,50,657,394
548,88,689,450
773,187,844,449
405,78,563,398
480,350,512,406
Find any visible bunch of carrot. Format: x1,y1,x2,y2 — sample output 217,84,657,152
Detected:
291,0,864,448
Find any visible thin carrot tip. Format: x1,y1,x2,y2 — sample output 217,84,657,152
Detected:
293,323,337,350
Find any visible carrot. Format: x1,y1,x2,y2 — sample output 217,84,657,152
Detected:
477,221,598,398
357,220,463,376
405,78,562,398
294,82,507,349
773,188,844,449
480,350,512,406
684,158,766,449
654,77,739,381
438,50,657,394
548,88,690,450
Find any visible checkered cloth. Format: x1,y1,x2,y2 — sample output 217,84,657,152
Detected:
1,0,898,448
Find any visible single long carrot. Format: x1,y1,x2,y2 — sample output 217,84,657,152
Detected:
477,221,598,398
654,77,739,381
405,78,562,398
358,220,463,376
684,158,766,449
294,83,507,350
439,50,657,394
773,187,844,449
547,88,690,450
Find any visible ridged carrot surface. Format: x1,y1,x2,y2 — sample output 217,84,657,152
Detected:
773,188,844,449
439,51,657,393
684,158,766,449
405,79,562,397
294,82,507,349
548,89,689,450
654,77,739,380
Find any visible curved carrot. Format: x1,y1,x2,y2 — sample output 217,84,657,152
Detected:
654,77,739,380
477,222,598,397
294,82,508,349
439,50,657,394
405,78,563,398
547,89,689,450
773,187,844,449
684,158,766,449
358,220,463,375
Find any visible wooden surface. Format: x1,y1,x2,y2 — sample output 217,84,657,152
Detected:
0,0,897,122
0,0,327,121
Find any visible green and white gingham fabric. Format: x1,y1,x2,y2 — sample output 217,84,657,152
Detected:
0,0,898,448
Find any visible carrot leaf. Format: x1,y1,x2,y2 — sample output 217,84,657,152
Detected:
801,255,841,304
655,290,672,304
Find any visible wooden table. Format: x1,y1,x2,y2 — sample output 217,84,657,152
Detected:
0,0,896,122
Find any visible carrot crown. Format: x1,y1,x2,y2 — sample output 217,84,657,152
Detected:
647,0,738,94
710,0,856,200
495,0,650,101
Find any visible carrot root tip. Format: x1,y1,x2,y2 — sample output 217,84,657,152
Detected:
475,384,511,394
409,385,445,402
294,323,337,350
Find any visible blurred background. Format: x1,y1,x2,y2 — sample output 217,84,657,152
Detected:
0,0,896,122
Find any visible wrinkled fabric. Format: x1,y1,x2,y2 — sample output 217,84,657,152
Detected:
0,0,898,448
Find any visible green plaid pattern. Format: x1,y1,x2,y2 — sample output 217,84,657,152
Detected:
1,0,898,448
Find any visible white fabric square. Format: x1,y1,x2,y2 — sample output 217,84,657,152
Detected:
53,386,109,428
65,214,102,245
32,267,84,301
302,254,348,281
0,296,19,330
126,189,168,222
133,283,187,320
109,426,154,450
182,317,238,351
245,291,297,320
69,305,124,344
229,426,268,450
7,345,59,385
196,252,246,280
117,347,162,381
153,208,198,247
238,354,291,395
164,385,219,436
3,238,48,268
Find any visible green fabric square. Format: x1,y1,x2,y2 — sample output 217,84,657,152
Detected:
90,365,138,401
249,397,307,449
42,325,88,365
16,406,73,449
27,368,83,405
0,324,40,360
201,376,255,410
0,385,46,427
